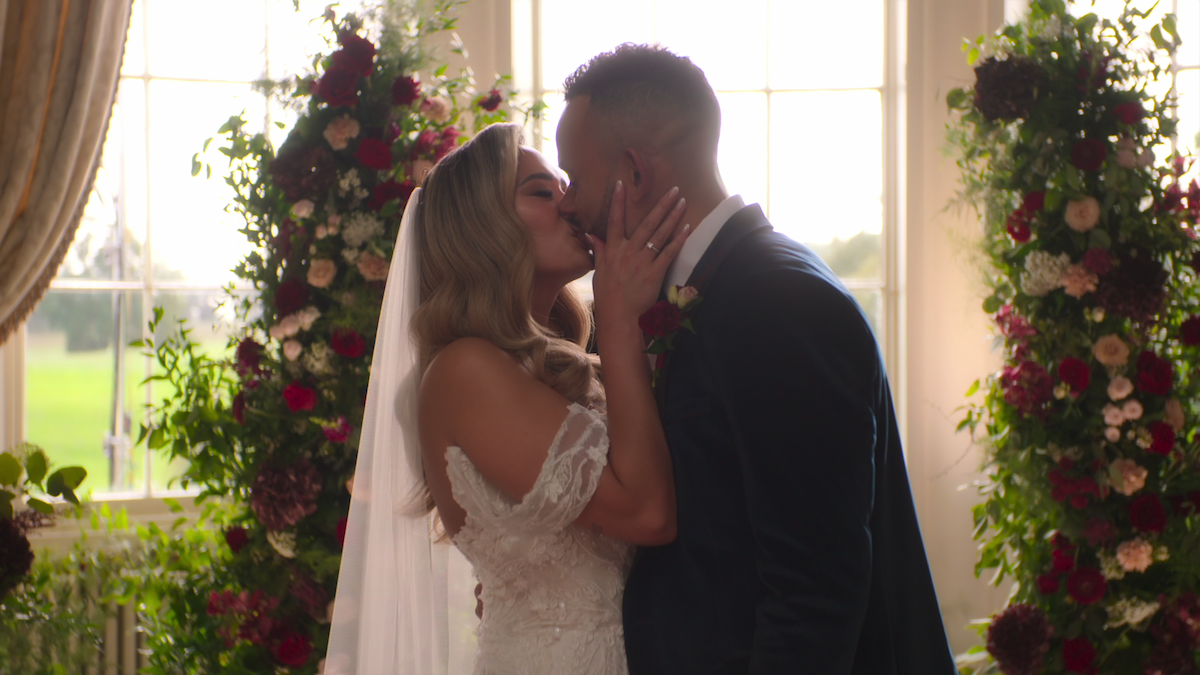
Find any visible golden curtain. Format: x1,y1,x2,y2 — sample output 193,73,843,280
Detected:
0,0,132,344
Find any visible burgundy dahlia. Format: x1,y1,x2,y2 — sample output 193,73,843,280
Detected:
1129,494,1167,533
289,572,329,621
1093,252,1168,322
973,55,1044,121
274,278,310,317
985,603,1052,675
1136,351,1175,396
250,459,323,531
332,31,376,77
0,518,35,600
1062,636,1096,673
1066,567,1106,604
269,143,336,201
225,526,249,554
1071,138,1107,172
392,75,421,106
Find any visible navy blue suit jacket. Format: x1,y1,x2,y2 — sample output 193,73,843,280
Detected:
622,205,956,674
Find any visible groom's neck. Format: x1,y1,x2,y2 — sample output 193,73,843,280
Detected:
676,171,729,236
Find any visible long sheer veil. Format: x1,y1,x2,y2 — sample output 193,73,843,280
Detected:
325,188,477,674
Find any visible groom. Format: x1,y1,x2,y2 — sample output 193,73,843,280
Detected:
556,45,957,674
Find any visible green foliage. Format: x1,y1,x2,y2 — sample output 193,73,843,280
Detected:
0,444,87,520
133,2,533,672
948,1,1200,671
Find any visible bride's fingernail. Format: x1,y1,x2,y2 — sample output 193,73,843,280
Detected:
616,180,624,192
683,224,691,234
675,198,686,210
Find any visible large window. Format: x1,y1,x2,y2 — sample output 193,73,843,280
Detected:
513,0,900,369
23,1,346,496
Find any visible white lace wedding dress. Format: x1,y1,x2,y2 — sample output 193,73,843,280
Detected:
445,403,634,675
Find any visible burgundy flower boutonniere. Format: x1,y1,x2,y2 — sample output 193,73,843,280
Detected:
640,285,702,389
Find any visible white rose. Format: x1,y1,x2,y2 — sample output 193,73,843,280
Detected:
292,199,315,219
1121,399,1143,421
316,225,328,239
1107,376,1134,401
1103,403,1126,426
283,339,303,361
1065,196,1101,232
267,530,298,558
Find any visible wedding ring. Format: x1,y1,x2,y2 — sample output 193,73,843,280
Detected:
646,241,660,253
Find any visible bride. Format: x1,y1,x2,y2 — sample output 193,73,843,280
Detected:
326,122,691,675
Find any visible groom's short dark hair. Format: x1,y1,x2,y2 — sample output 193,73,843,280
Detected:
562,44,720,161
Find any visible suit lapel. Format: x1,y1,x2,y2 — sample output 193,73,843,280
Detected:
655,205,771,412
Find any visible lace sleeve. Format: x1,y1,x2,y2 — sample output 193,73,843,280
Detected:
511,403,609,532
445,404,609,535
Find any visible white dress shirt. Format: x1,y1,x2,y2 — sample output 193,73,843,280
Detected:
662,194,746,293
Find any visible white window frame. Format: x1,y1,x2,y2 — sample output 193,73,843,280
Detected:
514,0,908,421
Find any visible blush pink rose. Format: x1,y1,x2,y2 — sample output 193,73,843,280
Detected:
1093,334,1130,366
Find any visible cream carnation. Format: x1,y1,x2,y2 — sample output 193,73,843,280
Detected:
1093,334,1130,366
420,96,451,123
1103,403,1126,426
1020,251,1071,297
1111,457,1147,495
298,306,322,331
1121,399,1144,421
1164,398,1185,431
1116,137,1137,169
307,259,337,288
267,530,298,558
283,339,303,362
1107,376,1134,401
1060,263,1098,298
1065,196,1101,232
1116,537,1154,572
1105,597,1161,629
292,199,315,219
323,114,361,151
356,252,390,281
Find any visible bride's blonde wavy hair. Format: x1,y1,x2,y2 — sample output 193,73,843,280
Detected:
412,123,603,411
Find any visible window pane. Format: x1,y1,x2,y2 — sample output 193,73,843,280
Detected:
1176,69,1200,162
115,79,149,279
25,290,144,494
852,288,883,341
540,0,655,92
538,92,567,167
717,92,768,210
145,0,267,81
59,120,139,282
1178,0,1199,67
120,0,145,76
142,291,240,492
769,0,884,90
147,80,264,285
768,90,882,269
653,0,768,91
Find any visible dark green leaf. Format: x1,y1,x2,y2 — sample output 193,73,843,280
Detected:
28,498,54,515
983,295,1003,313
26,450,47,485
0,452,20,485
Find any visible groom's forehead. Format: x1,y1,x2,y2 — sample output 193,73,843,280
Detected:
557,98,599,164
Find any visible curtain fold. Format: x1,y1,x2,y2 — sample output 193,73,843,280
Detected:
0,0,132,344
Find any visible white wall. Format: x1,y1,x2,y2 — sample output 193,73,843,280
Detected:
905,0,1016,653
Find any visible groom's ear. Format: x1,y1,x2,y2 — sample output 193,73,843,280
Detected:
621,148,652,198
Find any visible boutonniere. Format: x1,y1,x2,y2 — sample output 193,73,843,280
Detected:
639,285,702,389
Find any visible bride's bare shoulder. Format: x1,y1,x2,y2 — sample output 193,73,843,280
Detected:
422,338,521,396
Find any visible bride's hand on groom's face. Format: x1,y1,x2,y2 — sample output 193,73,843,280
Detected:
588,182,690,327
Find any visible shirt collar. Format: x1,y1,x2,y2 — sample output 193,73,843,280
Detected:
663,194,746,291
